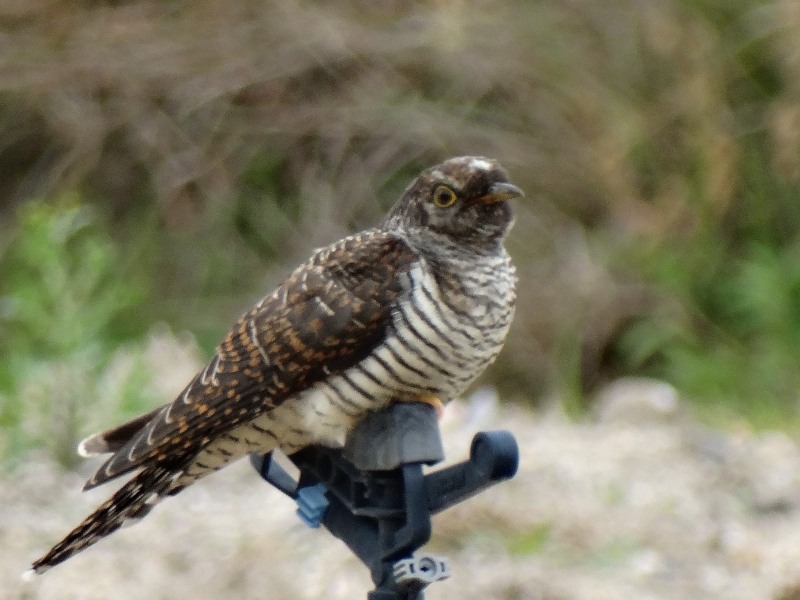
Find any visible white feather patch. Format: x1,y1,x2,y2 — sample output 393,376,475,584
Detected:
77,434,107,458
468,157,494,171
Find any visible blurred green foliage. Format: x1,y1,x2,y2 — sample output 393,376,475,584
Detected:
507,524,551,557
612,144,800,426
0,200,155,466
1,199,145,358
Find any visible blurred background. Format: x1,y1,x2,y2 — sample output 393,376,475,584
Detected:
5,1,800,598
3,0,800,462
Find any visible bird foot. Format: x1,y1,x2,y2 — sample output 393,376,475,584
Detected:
401,395,444,420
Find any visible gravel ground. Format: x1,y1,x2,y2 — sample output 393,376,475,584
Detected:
7,378,800,600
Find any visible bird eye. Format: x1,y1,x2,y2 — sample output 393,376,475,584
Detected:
432,185,457,208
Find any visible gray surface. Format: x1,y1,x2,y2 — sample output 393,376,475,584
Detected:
343,403,445,471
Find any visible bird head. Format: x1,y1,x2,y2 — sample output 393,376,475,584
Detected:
384,156,523,248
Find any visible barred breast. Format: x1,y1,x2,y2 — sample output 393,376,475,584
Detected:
380,250,517,398
177,250,516,485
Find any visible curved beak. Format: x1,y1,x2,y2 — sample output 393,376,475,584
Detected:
479,182,525,204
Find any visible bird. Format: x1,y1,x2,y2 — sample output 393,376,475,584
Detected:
29,155,521,575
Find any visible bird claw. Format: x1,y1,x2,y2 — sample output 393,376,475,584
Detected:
401,395,444,420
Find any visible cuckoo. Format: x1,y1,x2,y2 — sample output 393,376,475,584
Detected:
29,156,522,574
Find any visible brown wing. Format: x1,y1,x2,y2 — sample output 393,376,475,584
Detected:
84,230,416,489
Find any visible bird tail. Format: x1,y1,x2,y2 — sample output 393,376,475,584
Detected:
77,405,165,458
29,467,175,575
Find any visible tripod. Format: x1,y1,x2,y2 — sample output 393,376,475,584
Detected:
251,402,519,600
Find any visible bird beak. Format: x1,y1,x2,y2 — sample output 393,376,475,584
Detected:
478,182,525,204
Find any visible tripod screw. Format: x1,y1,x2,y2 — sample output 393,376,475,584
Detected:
393,552,451,590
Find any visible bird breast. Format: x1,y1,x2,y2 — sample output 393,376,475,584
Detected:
392,252,517,397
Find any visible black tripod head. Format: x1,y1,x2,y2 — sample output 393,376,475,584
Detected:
251,402,519,600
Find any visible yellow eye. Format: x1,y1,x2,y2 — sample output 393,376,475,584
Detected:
433,185,457,208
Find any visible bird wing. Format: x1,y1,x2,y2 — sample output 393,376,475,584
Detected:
84,230,416,489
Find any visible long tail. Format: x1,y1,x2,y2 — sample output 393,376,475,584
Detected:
29,467,175,575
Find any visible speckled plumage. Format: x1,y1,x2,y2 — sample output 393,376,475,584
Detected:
30,156,522,575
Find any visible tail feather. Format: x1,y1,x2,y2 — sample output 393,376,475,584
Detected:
31,467,175,574
78,406,165,458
